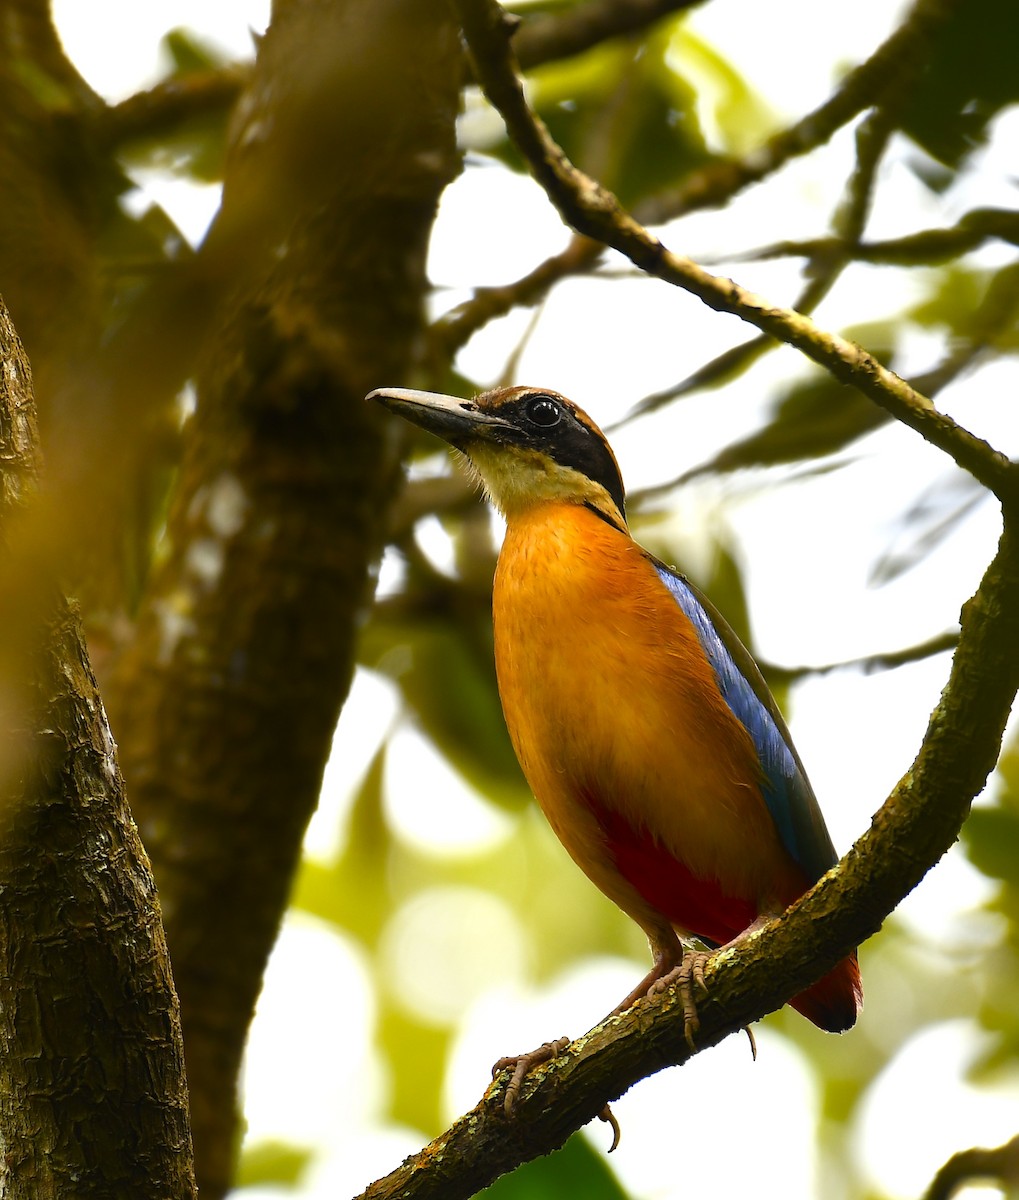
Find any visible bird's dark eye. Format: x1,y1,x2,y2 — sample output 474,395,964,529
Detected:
525,395,562,427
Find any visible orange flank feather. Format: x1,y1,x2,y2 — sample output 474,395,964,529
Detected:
494,502,859,1031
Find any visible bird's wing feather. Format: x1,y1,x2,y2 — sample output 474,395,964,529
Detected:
649,555,838,882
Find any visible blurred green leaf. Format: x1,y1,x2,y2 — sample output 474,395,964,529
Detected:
896,0,1019,169
870,475,987,586
961,732,1019,1070
234,1139,312,1190
487,27,713,205
965,734,1019,887
506,0,576,16
120,112,230,186
378,1004,452,1135
669,26,778,154
683,366,891,480
910,260,1019,354
909,265,994,337
162,28,230,75
965,808,1019,886
481,1132,630,1199
291,746,393,944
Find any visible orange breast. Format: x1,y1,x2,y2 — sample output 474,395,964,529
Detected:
492,503,806,944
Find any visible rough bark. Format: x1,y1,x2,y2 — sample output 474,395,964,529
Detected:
104,2,462,1195
0,304,196,1196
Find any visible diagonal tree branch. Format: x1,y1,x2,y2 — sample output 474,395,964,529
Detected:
453,0,1019,504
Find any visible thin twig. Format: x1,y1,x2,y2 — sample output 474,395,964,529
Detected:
429,236,601,362
760,630,960,687
726,208,1019,267
454,0,1018,502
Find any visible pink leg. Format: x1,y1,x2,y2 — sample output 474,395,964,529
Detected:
610,928,684,1016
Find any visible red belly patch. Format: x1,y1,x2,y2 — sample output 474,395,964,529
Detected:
583,788,758,946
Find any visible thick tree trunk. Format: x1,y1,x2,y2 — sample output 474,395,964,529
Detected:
0,304,196,1197
104,2,462,1194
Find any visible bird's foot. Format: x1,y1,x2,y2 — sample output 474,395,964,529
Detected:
651,949,711,1049
650,949,758,1057
492,1035,571,1116
613,933,761,1055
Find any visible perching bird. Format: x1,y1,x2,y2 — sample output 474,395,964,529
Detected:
369,383,862,1040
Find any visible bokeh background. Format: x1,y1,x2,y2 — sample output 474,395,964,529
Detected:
13,0,1019,1196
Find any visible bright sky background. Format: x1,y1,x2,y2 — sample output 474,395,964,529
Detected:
51,4,1019,1199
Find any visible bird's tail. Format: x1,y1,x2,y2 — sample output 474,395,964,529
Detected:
790,951,863,1032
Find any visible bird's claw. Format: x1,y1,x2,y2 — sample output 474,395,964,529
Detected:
598,1103,621,1152
493,1036,571,1116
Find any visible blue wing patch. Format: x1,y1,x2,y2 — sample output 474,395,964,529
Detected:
652,559,838,882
